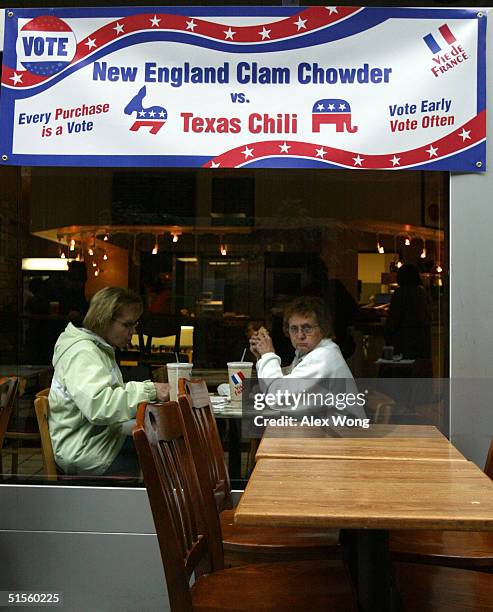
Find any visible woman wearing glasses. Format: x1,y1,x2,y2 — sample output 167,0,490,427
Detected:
250,296,365,418
49,286,169,476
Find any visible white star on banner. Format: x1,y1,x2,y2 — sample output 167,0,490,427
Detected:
353,155,364,166
459,128,471,141
327,103,335,111
113,23,124,35
158,111,166,118
148,110,156,118
315,147,327,158
294,17,307,31
326,7,338,15
279,142,291,153
224,28,236,40
426,145,438,158
210,161,221,168
186,19,197,31
390,155,401,166
9,72,23,85
150,15,161,27
85,37,97,49
317,103,324,111
339,103,346,111
259,27,271,40
241,146,254,159
138,110,146,117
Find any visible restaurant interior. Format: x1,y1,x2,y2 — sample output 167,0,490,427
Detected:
0,165,448,482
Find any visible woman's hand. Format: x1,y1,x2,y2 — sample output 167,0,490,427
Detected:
250,326,275,357
153,383,170,402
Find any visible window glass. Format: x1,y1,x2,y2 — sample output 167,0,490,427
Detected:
0,166,448,485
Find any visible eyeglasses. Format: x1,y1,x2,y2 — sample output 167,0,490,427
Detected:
288,324,319,336
113,318,139,330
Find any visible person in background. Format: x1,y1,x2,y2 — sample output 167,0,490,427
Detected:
250,296,366,418
59,260,89,326
385,263,432,360
48,286,169,476
302,259,359,359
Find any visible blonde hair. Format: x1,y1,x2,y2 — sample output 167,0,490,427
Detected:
83,287,142,337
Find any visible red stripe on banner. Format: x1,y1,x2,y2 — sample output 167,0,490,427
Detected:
1,66,47,87
203,111,486,169
439,24,457,45
3,7,364,89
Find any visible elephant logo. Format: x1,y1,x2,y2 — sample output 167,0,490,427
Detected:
312,99,358,133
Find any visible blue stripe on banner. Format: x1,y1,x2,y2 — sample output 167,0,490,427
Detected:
476,15,487,116
423,33,441,54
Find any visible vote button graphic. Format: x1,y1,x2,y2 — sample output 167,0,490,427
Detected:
17,15,77,77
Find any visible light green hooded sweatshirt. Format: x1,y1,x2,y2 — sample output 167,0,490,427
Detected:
48,323,156,475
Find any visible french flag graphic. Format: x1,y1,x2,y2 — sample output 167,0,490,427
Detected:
231,371,246,385
423,24,457,54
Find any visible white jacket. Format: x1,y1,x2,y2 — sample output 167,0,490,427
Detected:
256,338,366,418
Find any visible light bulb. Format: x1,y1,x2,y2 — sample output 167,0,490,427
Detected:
88,247,94,256
152,244,158,255
396,260,403,268
220,244,227,256
92,261,97,268
103,233,109,241
94,269,99,277
377,242,385,254
60,251,66,259
404,237,411,246
69,239,76,251
103,251,108,261
436,265,443,273
172,232,179,243
420,248,427,259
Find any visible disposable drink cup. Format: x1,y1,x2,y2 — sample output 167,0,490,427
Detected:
227,361,253,405
166,363,193,401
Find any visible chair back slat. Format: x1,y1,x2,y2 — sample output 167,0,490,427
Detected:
33,391,58,480
133,400,219,612
179,378,233,512
484,438,493,479
0,376,19,448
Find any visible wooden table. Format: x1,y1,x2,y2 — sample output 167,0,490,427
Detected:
235,457,493,611
256,424,467,463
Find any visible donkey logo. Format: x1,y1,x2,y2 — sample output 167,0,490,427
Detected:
124,86,168,135
312,98,358,134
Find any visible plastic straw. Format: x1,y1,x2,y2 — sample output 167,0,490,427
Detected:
175,352,179,363
240,348,247,362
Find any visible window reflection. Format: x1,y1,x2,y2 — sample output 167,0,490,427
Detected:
0,167,448,484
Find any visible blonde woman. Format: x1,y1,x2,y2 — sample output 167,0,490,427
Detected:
49,287,169,476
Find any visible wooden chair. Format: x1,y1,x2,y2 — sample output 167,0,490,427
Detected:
177,378,341,567
33,390,58,481
366,390,395,424
133,399,357,612
0,376,19,449
391,437,493,569
394,561,493,611
33,388,139,485
0,376,45,476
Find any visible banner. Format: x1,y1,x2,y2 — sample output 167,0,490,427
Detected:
0,6,486,170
